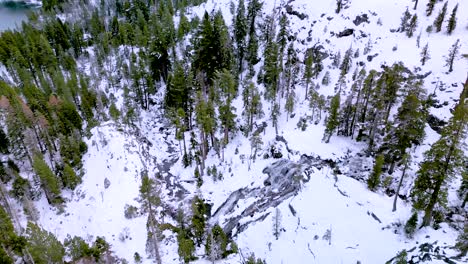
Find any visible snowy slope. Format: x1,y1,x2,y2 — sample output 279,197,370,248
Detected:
27,0,468,263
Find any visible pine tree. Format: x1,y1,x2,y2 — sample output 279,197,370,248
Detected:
242,81,263,135
191,196,207,246
332,51,341,68
263,39,280,101
303,48,314,100
322,71,331,86
249,132,263,170
26,222,65,264
447,4,458,35
234,0,248,75
214,70,237,148
62,163,81,190
445,39,460,72
420,43,431,66
272,208,282,240
246,0,263,76
323,93,341,143
399,8,412,32
426,0,437,16
455,224,468,257
340,46,353,76
433,1,448,32
271,102,280,135
411,87,467,227
367,154,384,191
285,91,295,122
205,224,229,261
404,212,418,238
32,154,61,204
406,14,418,37
177,229,195,263
383,85,427,174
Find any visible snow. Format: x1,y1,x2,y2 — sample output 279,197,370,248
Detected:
22,0,468,263
37,124,150,262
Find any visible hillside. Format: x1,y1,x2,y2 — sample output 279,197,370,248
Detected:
0,0,467,263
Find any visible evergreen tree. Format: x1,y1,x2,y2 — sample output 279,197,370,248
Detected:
285,91,295,122
383,85,426,174
205,224,229,261
246,0,263,76
303,48,314,100
406,14,418,37
323,93,341,143
61,163,81,190
191,196,208,246
411,88,467,227
177,229,195,263
263,39,280,101
139,174,161,213
404,212,418,238
26,222,65,264
445,39,460,72
433,1,448,32
234,0,248,75
242,81,263,135
214,70,237,148
272,208,282,240
340,46,353,76
271,102,280,135
426,0,437,16
367,154,384,191
455,224,468,257
32,154,61,204
446,4,458,34
399,8,412,32
420,43,431,66
322,71,331,86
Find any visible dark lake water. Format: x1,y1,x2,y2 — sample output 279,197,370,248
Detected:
0,2,32,31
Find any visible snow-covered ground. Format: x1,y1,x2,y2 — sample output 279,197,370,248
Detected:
27,0,468,263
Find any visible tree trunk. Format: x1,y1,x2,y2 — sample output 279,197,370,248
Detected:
421,178,442,227
392,160,408,212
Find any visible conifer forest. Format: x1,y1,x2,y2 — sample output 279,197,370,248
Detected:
0,0,466,263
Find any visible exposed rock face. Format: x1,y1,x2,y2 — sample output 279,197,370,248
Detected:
367,53,379,62
210,155,330,236
285,5,308,20
353,14,369,26
427,114,447,133
337,28,355,38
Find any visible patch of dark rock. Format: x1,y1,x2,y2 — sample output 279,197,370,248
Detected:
353,14,369,26
270,145,283,159
337,28,354,37
427,114,447,133
367,53,379,62
285,5,308,20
